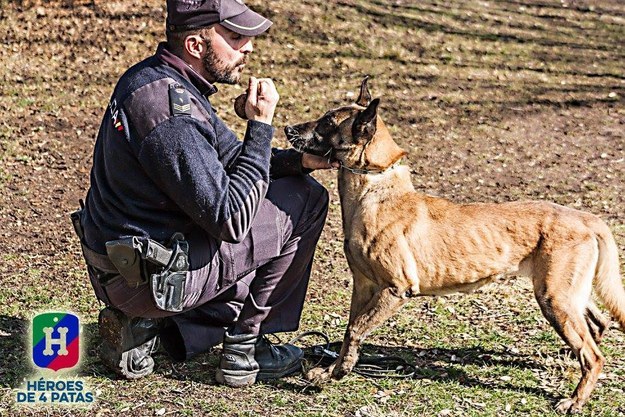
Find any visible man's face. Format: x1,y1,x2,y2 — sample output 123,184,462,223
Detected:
201,25,253,84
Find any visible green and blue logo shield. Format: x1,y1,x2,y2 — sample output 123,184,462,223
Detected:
32,312,80,371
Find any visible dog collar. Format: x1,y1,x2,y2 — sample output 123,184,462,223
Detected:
338,162,397,175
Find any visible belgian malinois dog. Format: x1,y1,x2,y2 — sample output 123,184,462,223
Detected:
285,78,625,414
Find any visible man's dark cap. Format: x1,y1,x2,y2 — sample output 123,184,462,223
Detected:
166,0,272,37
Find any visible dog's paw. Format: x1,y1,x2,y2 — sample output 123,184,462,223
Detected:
556,398,582,414
331,364,351,380
306,366,333,384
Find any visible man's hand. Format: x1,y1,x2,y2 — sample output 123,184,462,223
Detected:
245,77,279,125
302,153,339,170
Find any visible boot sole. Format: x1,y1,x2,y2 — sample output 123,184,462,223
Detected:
100,340,154,379
215,361,301,387
257,358,302,381
215,368,259,387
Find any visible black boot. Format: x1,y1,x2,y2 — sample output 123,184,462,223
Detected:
255,335,303,382
215,333,259,387
98,307,159,379
215,332,303,387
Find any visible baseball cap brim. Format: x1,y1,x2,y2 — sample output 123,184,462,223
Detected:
221,9,273,37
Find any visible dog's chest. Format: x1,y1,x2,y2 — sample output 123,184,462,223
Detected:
343,235,376,279
342,213,399,283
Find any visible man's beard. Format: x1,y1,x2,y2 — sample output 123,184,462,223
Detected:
202,44,247,85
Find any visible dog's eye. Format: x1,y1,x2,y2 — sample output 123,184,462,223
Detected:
316,119,338,136
325,118,337,129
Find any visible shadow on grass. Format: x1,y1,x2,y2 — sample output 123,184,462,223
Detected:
155,350,221,385
0,315,30,388
153,340,559,403
277,342,559,401
78,328,562,406
383,343,558,400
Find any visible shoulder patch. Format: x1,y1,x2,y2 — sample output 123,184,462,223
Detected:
169,84,192,116
123,77,212,141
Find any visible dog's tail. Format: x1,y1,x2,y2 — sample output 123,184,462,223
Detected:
592,219,625,330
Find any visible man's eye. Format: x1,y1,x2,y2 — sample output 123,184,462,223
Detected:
232,34,243,41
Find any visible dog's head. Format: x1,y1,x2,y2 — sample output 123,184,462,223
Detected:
285,77,406,171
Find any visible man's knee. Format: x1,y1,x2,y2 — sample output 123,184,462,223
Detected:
305,176,329,232
306,175,330,213
288,176,329,234
266,175,329,228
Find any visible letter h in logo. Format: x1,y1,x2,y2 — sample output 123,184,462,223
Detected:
32,313,80,371
42,326,69,356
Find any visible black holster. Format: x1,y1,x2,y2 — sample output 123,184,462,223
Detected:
105,234,189,313
149,237,189,313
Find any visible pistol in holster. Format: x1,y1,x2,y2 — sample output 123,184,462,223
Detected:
105,234,189,313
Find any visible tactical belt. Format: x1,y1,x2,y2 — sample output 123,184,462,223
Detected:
71,204,189,313
71,208,117,274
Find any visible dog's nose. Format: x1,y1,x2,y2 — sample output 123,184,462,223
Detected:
284,126,297,139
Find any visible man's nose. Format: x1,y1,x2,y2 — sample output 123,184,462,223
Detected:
241,38,253,54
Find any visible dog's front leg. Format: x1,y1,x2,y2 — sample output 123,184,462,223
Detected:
307,271,377,383
331,285,408,379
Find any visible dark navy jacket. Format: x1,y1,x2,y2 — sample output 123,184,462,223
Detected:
83,43,305,254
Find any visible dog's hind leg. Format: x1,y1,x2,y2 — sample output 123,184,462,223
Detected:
330,285,408,380
534,242,605,414
585,301,610,345
550,305,605,414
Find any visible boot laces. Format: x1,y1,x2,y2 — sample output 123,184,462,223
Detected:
259,334,283,359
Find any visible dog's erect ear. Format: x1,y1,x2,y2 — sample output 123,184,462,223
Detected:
363,117,407,170
352,98,380,142
355,76,372,107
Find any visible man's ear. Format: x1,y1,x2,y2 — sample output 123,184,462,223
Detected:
355,76,372,107
352,98,380,142
184,34,205,59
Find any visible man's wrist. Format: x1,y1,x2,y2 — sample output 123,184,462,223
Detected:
245,120,275,145
248,118,273,127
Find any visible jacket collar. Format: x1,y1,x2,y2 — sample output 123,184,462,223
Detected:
155,42,218,97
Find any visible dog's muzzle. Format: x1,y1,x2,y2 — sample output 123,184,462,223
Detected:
284,126,305,150
284,126,298,141
284,125,335,161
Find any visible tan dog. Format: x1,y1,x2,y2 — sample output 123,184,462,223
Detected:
284,78,625,414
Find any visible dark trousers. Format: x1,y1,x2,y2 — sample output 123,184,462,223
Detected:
95,175,329,360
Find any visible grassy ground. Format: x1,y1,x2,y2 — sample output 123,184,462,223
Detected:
0,0,624,415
